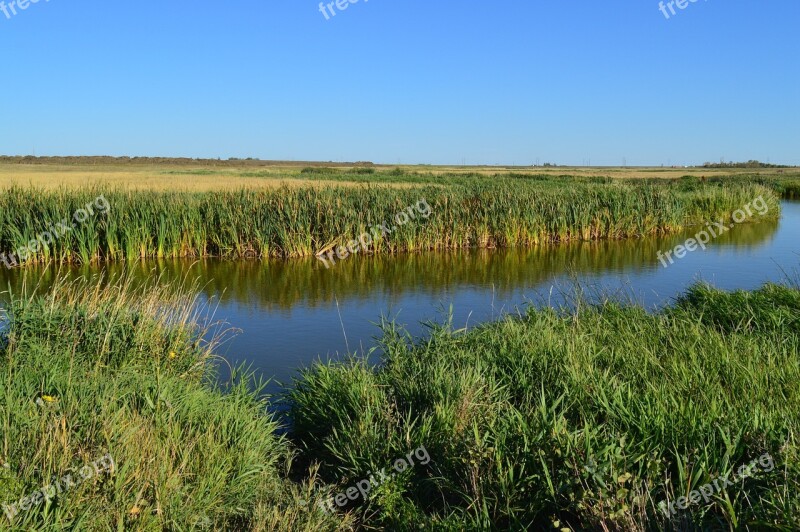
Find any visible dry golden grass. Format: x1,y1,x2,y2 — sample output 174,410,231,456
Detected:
0,161,790,191
0,163,381,191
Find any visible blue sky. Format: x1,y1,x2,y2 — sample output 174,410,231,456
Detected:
1,0,798,166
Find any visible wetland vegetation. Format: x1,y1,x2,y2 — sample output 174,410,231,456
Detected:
0,171,790,266
1,164,799,530
2,273,798,530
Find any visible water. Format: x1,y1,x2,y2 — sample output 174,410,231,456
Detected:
2,201,798,393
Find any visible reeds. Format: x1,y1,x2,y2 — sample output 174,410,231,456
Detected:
287,282,800,529
0,179,782,267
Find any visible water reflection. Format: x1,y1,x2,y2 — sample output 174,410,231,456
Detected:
0,202,796,393
0,215,781,311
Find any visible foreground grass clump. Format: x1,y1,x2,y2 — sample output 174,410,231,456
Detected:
0,276,343,531
0,179,781,266
288,283,800,530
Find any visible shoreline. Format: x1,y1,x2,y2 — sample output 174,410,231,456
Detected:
2,275,797,529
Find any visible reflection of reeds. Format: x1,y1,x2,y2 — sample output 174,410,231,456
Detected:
3,213,781,312
0,181,781,266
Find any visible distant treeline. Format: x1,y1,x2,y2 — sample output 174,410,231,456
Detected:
0,155,373,168
703,160,791,169
1,155,794,170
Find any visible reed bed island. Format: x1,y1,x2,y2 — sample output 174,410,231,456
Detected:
0,173,788,266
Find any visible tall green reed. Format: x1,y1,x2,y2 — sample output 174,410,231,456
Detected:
0,180,782,267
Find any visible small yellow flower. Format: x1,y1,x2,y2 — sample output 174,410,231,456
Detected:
169,352,177,359
35,395,58,407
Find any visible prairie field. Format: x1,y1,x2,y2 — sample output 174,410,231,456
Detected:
0,158,796,191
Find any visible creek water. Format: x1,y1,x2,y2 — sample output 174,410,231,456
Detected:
2,201,798,394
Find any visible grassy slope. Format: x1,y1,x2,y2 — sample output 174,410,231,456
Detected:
2,274,799,530
0,178,783,265
0,277,344,531
288,283,800,530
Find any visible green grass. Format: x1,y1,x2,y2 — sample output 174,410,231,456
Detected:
2,270,799,530
267,166,800,194
780,180,800,199
0,275,345,531
692,173,800,200
287,283,800,530
0,178,783,266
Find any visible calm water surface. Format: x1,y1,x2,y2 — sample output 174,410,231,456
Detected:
2,201,798,393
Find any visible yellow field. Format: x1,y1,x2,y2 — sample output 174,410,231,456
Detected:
0,163,359,191
0,160,791,191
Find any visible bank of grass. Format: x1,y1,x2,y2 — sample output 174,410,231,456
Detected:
0,275,344,531
2,273,799,530
288,282,800,530
0,179,782,266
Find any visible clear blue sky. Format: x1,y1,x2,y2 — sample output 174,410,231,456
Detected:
1,0,798,166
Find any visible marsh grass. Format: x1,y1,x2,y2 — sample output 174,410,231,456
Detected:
0,274,345,531
0,180,782,267
2,270,798,530
287,283,800,530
